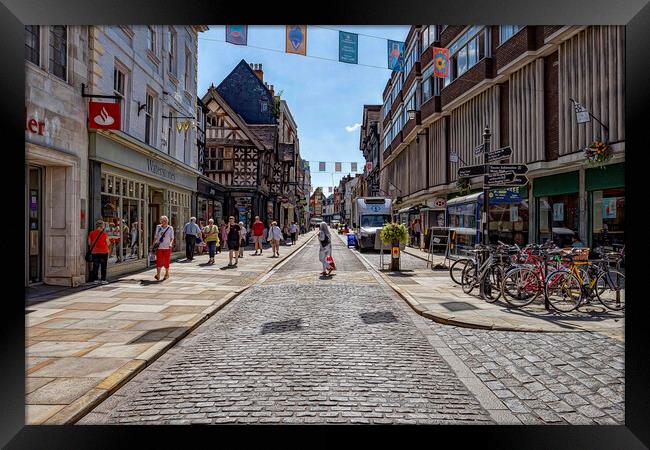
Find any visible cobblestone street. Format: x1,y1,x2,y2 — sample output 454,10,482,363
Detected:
79,232,625,425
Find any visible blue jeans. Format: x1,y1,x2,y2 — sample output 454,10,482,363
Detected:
207,241,217,258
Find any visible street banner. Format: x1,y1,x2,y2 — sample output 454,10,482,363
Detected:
339,31,358,64
335,162,342,172
432,47,450,78
286,25,307,56
328,186,333,193
225,25,248,46
302,160,310,171
387,40,405,72
366,161,373,171
88,101,120,130
319,161,326,172
351,162,358,172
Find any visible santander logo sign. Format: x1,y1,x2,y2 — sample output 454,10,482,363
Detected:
88,101,120,130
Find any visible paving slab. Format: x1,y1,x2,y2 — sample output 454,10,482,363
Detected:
23,233,315,424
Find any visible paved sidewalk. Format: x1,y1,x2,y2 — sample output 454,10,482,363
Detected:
340,235,624,342
24,233,315,425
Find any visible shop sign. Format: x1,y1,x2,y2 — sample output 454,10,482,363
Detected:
489,188,521,204
146,158,176,181
426,197,446,209
25,112,46,136
88,101,120,130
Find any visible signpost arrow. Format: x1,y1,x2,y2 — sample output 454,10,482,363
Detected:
484,172,515,185
486,146,513,162
457,164,486,178
473,143,485,156
488,164,529,175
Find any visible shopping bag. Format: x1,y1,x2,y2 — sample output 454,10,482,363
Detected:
326,255,336,271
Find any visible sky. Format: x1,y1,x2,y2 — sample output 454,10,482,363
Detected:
197,25,410,195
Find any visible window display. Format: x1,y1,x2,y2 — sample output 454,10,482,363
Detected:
591,188,624,250
538,193,579,248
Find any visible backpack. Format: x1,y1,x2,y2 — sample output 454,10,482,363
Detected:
320,232,330,247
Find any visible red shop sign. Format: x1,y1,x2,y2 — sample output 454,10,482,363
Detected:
88,101,120,130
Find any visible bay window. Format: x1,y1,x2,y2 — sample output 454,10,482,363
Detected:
500,25,523,44
444,26,488,87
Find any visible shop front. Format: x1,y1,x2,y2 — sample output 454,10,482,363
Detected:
196,176,225,227
533,171,580,248
89,131,199,278
586,162,625,250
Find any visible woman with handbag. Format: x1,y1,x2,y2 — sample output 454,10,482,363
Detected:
151,215,174,281
87,219,111,285
318,222,333,276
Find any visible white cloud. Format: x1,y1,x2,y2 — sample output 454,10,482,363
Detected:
345,123,361,132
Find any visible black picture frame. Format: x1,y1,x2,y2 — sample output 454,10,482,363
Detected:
2,0,649,447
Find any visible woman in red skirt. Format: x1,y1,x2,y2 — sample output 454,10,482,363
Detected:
151,215,174,280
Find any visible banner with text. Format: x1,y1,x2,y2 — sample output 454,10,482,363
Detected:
339,31,358,64
286,25,307,56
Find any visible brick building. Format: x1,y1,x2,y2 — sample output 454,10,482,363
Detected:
379,25,625,251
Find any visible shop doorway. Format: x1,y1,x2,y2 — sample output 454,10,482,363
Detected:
27,166,43,284
148,189,164,256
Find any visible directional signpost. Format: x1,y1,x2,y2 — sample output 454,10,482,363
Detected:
484,172,515,185
457,164,486,178
488,164,529,175
486,146,513,163
474,143,485,157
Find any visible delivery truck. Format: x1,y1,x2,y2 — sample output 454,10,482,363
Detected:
352,197,392,251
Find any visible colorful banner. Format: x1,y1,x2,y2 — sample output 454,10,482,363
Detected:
226,25,248,46
339,31,358,64
366,161,373,172
432,47,450,78
335,162,342,172
387,40,405,72
286,25,307,56
328,187,333,193
319,161,326,172
351,162,358,172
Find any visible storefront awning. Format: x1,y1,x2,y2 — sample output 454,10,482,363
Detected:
446,192,483,206
397,204,425,214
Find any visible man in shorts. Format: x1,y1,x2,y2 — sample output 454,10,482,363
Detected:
251,215,265,255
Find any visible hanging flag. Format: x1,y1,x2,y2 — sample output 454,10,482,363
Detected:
328,186,333,193
286,25,307,56
319,161,326,172
339,31,358,64
366,161,373,172
387,40,405,72
225,25,248,46
432,47,450,78
351,162,358,172
335,162,342,172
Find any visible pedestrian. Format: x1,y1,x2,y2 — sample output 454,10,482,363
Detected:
183,217,201,261
239,221,247,258
414,219,422,248
289,221,298,245
88,219,111,285
268,221,283,257
300,223,306,235
203,218,220,264
220,219,228,252
251,215,265,256
152,215,174,281
129,220,141,257
225,216,241,267
318,222,332,276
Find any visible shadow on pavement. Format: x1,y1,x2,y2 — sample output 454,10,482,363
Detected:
128,327,189,344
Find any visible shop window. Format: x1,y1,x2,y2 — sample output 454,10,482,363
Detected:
591,188,625,250
538,193,580,248
488,196,529,245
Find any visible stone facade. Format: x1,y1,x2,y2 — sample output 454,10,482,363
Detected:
25,26,90,287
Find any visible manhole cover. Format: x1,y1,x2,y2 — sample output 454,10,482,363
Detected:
360,311,398,324
261,319,303,334
440,301,479,312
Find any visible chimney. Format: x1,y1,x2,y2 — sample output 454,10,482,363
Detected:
251,63,263,81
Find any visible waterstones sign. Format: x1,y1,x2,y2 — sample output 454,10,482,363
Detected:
147,159,177,181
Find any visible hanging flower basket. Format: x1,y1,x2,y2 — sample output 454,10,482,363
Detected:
456,177,472,195
584,140,613,169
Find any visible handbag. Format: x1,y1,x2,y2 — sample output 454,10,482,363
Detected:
85,229,105,262
151,226,170,253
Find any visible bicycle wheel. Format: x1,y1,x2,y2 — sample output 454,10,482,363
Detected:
501,266,542,308
595,270,625,311
480,264,504,303
461,260,478,295
545,270,583,312
449,258,470,285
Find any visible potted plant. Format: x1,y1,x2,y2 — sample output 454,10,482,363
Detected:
379,222,409,271
584,140,613,169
